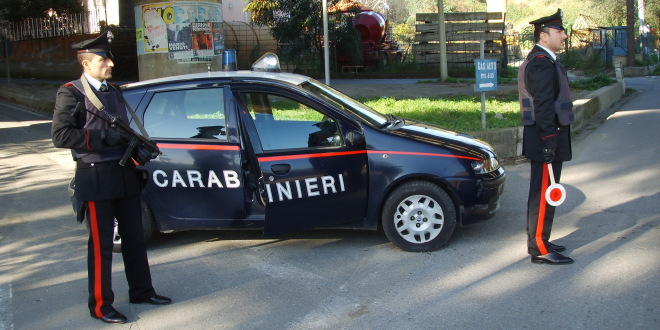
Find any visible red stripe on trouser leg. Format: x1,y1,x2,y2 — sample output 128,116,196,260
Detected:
535,165,549,255
88,201,104,318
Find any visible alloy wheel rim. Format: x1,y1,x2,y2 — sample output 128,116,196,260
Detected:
393,195,444,244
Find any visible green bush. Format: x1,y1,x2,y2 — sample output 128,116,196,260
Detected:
559,47,607,74
569,73,616,90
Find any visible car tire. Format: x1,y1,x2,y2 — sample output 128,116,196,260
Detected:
82,199,156,253
382,181,457,252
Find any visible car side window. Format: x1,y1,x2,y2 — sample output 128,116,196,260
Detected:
144,88,226,140
241,92,343,150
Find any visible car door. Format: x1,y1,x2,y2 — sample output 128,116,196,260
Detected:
137,85,249,230
234,85,369,236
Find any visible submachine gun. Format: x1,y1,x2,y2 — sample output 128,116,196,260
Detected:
72,102,161,166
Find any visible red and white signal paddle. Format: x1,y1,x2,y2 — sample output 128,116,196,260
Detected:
545,163,566,206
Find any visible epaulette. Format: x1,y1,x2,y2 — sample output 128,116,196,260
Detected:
62,82,74,87
531,53,555,64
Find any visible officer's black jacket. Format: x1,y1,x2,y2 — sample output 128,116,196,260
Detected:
51,80,141,201
521,45,572,162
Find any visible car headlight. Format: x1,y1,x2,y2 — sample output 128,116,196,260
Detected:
471,157,500,174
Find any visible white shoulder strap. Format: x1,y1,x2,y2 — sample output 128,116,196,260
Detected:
79,74,105,111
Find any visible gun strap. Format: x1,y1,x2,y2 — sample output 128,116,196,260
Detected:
80,74,105,111
80,74,151,139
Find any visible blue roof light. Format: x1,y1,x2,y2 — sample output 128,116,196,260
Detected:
222,49,237,71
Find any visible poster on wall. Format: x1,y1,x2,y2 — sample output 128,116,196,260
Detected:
192,22,213,57
212,22,225,55
137,1,223,62
167,22,193,59
141,3,172,53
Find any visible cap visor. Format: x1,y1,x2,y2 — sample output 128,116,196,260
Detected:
79,50,113,58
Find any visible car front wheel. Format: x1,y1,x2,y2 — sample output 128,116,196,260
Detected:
382,181,457,252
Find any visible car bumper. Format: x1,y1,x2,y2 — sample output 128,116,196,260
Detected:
462,171,506,224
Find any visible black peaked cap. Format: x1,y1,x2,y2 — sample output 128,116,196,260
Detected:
72,30,114,58
529,9,564,31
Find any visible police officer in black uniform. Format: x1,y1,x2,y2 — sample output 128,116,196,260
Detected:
51,31,171,324
518,9,575,265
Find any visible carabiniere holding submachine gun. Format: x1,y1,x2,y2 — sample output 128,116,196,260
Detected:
72,101,161,166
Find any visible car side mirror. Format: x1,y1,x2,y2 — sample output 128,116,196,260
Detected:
345,130,364,147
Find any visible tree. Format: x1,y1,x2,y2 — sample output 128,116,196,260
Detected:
245,0,362,69
0,0,85,22
244,0,280,26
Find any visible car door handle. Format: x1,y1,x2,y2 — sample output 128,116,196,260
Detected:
270,164,291,175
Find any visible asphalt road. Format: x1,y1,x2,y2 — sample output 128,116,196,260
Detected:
0,77,658,329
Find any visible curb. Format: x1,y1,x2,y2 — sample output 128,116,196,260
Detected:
0,83,56,112
0,81,625,159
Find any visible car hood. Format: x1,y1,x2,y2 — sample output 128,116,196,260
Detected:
389,120,496,157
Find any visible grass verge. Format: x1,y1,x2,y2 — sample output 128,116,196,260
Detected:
361,74,616,132
361,91,520,132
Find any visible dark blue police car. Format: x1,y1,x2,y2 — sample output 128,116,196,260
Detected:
84,53,506,252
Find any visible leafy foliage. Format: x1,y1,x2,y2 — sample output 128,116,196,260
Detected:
391,22,415,43
245,0,362,70
559,47,608,73
569,73,616,90
0,0,84,22
243,0,280,26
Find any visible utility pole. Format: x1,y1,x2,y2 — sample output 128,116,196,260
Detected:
323,0,330,85
438,0,447,81
626,0,635,66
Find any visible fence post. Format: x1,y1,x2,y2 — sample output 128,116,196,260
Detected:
438,0,448,81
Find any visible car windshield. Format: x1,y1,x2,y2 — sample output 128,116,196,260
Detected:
300,79,390,127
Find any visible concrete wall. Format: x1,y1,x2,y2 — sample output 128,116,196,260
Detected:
223,0,249,22
624,65,657,77
1,35,95,81
0,29,138,81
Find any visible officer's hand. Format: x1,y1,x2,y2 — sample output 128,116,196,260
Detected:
101,128,124,146
134,147,151,166
134,146,159,166
542,148,555,163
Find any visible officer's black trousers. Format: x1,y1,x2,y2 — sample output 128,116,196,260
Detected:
86,193,154,317
526,161,563,256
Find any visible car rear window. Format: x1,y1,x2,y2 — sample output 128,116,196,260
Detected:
143,88,226,140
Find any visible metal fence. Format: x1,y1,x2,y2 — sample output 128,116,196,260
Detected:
1,11,103,41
